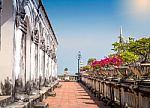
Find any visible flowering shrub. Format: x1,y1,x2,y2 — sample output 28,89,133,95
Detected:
91,56,124,70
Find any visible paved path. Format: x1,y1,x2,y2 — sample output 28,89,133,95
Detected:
43,82,109,108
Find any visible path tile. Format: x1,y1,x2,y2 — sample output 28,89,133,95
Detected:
43,82,110,108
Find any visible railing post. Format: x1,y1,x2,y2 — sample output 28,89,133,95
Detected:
98,80,101,99
119,85,122,107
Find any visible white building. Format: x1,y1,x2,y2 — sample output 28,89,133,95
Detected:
0,0,58,96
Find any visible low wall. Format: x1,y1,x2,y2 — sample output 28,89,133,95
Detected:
81,76,150,108
58,75,78,81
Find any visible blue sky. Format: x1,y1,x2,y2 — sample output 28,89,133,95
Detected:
42,0,150,75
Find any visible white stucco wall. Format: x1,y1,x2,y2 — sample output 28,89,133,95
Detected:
0,0,14,83
0,0,58,95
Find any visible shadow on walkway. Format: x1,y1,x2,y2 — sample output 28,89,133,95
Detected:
43,82,110,108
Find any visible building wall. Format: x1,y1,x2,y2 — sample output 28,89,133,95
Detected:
0,0,58,95
0,0,14,95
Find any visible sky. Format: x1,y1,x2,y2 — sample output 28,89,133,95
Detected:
42,0,150,75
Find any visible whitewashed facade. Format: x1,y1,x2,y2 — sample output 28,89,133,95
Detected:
0,0,58,96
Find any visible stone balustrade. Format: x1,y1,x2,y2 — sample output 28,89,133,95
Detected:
58,75,78,81
81,75,150,108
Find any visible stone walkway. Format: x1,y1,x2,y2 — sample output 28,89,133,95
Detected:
43,82,109,108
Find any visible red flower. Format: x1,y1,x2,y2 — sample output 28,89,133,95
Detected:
91,55,123,69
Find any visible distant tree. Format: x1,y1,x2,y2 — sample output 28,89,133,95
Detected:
82,65,91,71
120,51,139,64
112,42,127,53
87,58,96,65
112,37,150,63
64,68,68,71
128,37,150,62
128,36,135,42
108,53,117,57
112,36,135,53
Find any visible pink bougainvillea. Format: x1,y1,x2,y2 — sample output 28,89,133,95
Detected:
109,56,124,66
91,56,123,69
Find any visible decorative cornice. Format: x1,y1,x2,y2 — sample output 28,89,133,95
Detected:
40,37,45,51
16,0,27,34
54,58,57,63
52,52,56,60
47,49,52,57
16,16,27,34
32,29,39,44
45,45,49,52
23,0,30,7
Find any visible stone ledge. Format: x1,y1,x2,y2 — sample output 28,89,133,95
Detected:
0,96,12,107
3,80,58,108
5,101,29,108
